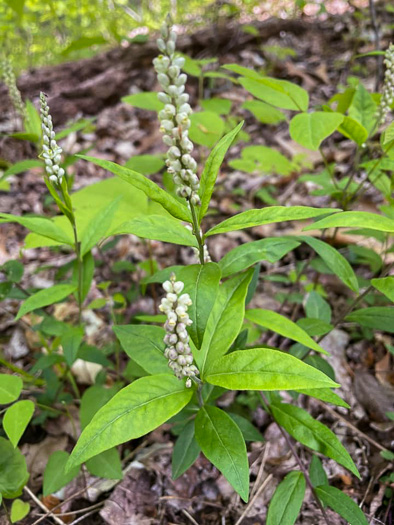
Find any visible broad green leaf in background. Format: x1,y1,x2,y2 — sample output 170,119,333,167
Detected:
242,100,286,124
309,455,328,487
240,76,309,111
5,0,25,19
198,121,243,222
189,111,225,148
222,63,263,80
78,156,191,222
0,375,23,405
289,112,344,150
266,471,305,525
0,437,29,498
86,448,123,480
61,326,84,366
345,307,394,332
298,236,359,292
121,92,164,112
206,206,339,236
114,325,168,375
2,159,42,178
200,97,232,115
80,385,118,430
305,291,332,323
315,486,368,525
229,145,293,176
205,349,338,390
172,420,201,480
125,154,165,175
197,270,253,377
178,263,221,349
371,277,394,302
348,83,377,134
3,400,35,447
67,375,193,469
227,413,264,442
337,116,368,145
295,388,350,408
246,309,327,354
112,215,198,246
303,211,394,233
61,35,107,56
80,198,120,256
43,451,80,496
270,403,359,477
10,499,30,523
0,213,73,245
1,260,24,283
219,238,300,277
15,284,77,321
195,405,249,502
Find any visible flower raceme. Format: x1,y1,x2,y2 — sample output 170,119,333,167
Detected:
159,274,199,387
153,23,201,206
1,58,26,120
39,92,65,185
378,43,394,125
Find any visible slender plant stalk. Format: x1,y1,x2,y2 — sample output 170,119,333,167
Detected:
189,200,205,265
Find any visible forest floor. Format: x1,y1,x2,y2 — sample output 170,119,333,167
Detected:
0,5,393,525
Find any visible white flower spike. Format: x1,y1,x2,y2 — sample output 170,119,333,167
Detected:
377,43,394,126
39,92,65,185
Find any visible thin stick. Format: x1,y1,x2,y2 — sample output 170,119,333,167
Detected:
250,442,270,500
69,508,101,525
235,473,273,525
182,509,200,525
36,501,104,518
24,486,65,525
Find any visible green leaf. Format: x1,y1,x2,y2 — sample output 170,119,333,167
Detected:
303,211,394,233
0,375,23,405
80,385,118,430
172,420,201,479
206,207,339,237
348,83,377,134
289,112,344,150
222,64,263,80
0,437,29,498
113,325,168,375
67,375,193,469
3,159,42,178
1,260,24,283
315,486,368,525
266,471,305,525
61,326,84,366
61,35,107,56
3,400,35,447
296,388,350,408
345,307,394,332
371,277,394,302
195,406,249,502
227,413,264,441
121,92,164,112
305,291,332,323
72,251,95,303
125,154,165,175
198,122,243,222
5,0,25,19
43,451,80,496
112,215,197,246
240,77,309,111
337,116,368,145
10,499,30,523
189,111,225,148
246,309,327,354
178,263,222,349
198,270,254,378
86,448,123,480
200,98,232,115
78,156,191,222
270,403,359,477
0,213,73,245
80,199,120,256
16,284,77,321
242,100,286,124
298,236,359,292
205,348,339,390
219,238,299,277
309,455,328,487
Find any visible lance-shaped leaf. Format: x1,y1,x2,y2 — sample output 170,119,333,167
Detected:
206,207,339,237
198,121,243,223
111,215,197,247
0,213,73,245
345,307,394,332
270,402,359,477
113,325,168,375
172,420,201,480
239,76,309,111
246,309,327,355
266,471,305,525
205,348,338,390
16,284,77,321
195,406,249,502
3,400,34,448
315,486,368,525
197,270,254,378
289,112,344,150
178,263,221,349
78,155,191,222
303,211,394,233
371,277,394,302
296,388,349,408
67,375,193,469
80,198,120,256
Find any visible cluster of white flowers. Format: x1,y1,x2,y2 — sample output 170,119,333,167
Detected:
377,43,394,125
159,273,199,387
1,58,25,119
153,23,200,206
39,92,65,184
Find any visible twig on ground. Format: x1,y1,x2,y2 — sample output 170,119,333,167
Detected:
24,486,65,525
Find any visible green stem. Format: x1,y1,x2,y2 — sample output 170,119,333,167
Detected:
0,357,44,386
189,201,205,265
72,221,83,325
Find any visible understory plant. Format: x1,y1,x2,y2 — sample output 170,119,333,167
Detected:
1,18,393,525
